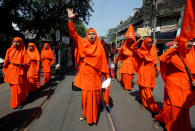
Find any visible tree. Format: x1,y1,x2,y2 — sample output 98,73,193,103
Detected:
107,28,116,43
0,0,94,40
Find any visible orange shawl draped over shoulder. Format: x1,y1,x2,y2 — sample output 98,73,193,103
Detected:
3,37,29,84
159,36,194,107
68,21,109,90
119,39,135,74
27,43,40,78
41,43,54,72
133,38,159,88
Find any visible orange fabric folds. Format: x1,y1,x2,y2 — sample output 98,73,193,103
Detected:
3,37,27,84
135,38,159,88
155,36,195,131
27,43,40,78
180,0,195,40
41,43,54,73
27,43,40,91
119,39,135,75
68,22,109,75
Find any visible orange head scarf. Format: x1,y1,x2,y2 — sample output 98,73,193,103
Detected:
41,43,54,63
75,28,109,74
160,36,193,81
140,37,158,65
9,37,26,65
27,43,40,61
125,24,136,42
173,36,195,73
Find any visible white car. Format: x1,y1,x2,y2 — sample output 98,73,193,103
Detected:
0,57,4,78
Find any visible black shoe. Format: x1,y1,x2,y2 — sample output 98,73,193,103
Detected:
18,105,23,110
88,123,93,126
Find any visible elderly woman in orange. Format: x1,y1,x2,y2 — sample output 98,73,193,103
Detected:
131,37,160,113
119,24,136,91
41,43,55,85
154,37,195,131
3,37,29,109
67,8,110,125
27,43,41,92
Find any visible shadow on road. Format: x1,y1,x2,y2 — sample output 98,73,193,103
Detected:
23,80,58,107
129,90,140,103
0,107,42,131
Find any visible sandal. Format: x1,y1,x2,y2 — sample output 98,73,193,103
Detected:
80,114,85,121
152,120,160,129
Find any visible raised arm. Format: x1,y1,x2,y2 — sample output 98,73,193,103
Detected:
159,42,178,63
67,8,80,44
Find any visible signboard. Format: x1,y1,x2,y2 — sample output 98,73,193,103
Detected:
56,30,60,41
62,36,70,45
137,27,152,37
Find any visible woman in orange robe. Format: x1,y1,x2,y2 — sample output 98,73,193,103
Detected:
131,37,160,113
119,24,136,91
67,8,110,125
27,43,40,92
3,37,29,109
41,43,55,85
119,38,135,91
154,37,195,131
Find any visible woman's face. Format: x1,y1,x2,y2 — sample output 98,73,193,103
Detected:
44,44,48,49
88,32,96,43
28,45,34,51
186,40,193,50
146,41,153,48
13,41,20,47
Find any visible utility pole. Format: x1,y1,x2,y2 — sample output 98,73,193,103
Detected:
153,0,158,44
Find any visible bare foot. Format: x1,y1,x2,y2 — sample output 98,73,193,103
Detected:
140,104,146,111
80,114,85,121
152,120,160,129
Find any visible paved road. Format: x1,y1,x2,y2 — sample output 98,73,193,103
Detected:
29,73,195,131
0,73,194,131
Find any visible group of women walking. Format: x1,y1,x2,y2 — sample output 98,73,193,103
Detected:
2,7,195,131
67,7,195,131
3,37,55,109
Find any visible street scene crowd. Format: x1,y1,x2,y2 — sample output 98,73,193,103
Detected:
0,0,195,131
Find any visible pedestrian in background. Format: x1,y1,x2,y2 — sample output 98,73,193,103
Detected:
67,8,110,125
131,37,161,113
54,43,62,79
3,37,29,109
60,42,67,76
41,43,55,85
26,42,40,92
110,43,117,80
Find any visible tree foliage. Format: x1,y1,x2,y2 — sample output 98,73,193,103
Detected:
107,28,116,43
0,0,93,39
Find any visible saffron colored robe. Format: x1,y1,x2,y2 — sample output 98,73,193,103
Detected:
3,37,29,108
155,37,195,131
68,21,110,124
41,43,55,84
27,43,41,92
131,38,160,113
119,39,135,90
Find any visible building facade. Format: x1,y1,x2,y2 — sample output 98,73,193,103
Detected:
112,0,186,53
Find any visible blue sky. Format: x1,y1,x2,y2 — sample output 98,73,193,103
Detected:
86,0,143,36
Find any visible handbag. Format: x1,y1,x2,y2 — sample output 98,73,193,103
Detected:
72,82,81,91
175,51,194,90
72,58,81,91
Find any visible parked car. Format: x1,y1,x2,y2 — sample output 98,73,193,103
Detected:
0,57,4,79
